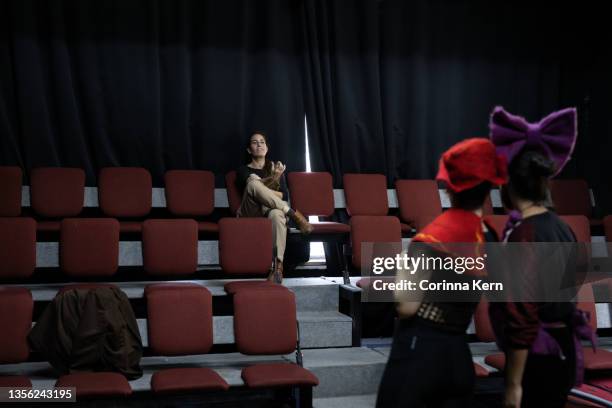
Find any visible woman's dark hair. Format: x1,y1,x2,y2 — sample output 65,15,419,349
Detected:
507,149,556,203
450,182,492,211
244,131,273,177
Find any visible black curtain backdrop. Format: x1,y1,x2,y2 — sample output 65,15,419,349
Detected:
302,0,612,213
0,0,306,186
0,0,610,211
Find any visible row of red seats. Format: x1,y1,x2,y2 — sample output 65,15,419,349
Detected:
0,284,318,400
0,217,298,288
352,214,597,282
1,210,610,283
0,217,306,293
0,166,602,235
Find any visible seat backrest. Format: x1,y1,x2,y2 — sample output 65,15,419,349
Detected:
0,166,22,216
349,215,402,269
98,167,152,217
343,174,388,216
603,215,612,242
142,219,198,275
395,180,442,226
482,194,494,216
0,217,36,279
225,171,241,216
233,288,297,355
60,218,119,277
550,179,592,218
560,215,591,243
0,287,33,363
287,172,334,217
30,167,85,217
164,170,215,216
146,284,213,355
219,218,272,275
576,284,598,330
473,298,496,342
483,215,509,241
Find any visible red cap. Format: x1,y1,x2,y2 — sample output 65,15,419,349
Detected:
436,138,508,193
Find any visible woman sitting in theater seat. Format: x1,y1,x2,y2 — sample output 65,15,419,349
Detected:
489,106,589,408
376,138,508,408
235,132,313,284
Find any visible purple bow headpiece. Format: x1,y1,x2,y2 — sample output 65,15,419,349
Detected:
489,106,578,177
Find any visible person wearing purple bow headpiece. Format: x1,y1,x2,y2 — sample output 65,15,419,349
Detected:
488,107,595,408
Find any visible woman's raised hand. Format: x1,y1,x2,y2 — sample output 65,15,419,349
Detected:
273,161,286,177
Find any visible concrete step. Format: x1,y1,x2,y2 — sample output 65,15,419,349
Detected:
314,394,377,408
136,310,353,349
24,277,342,313
299,347,387,398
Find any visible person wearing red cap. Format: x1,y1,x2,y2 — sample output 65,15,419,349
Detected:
376,138,507,408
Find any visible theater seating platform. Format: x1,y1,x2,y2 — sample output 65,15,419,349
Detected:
2,167,611,406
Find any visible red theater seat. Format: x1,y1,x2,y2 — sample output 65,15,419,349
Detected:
582,349,612,371
118,221,142,233
482,194,494,216
474,300,506,370
473,362,489,378
60,218,119,277
99,167,151,233
233,289,319,388
151,367,228,394
55,372,131,398
146,284,229,394
587,378,612,393
349,216,401,270
99,167,152,217
287,172,349,235
395,180,442,232
242,363,319,388
603,215,612,242
0,217,36,279
224,280,280,295
483,353,505,371
30,167,85,219
219,218,284,292
473,299,496,343
0,287,33,363
142,219,198,276
146,284,213,356
550,179,592,219
224,171,241,216
164,170,215,216
36,220,61,232
198,221,219,233
0,376,32,387
343,174,388,216
483,215,509,241
561,215,591,244
307,222,350,234
570,383,612,407
0,166,22,216
58,283,118,295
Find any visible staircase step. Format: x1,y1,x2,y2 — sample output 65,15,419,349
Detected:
24,277,342,313
299,347,387,398
314,394,378,408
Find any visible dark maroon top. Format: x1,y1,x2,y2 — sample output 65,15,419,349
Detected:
490,211,577,349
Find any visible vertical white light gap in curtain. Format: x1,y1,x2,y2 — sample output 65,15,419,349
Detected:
305,116,325,262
